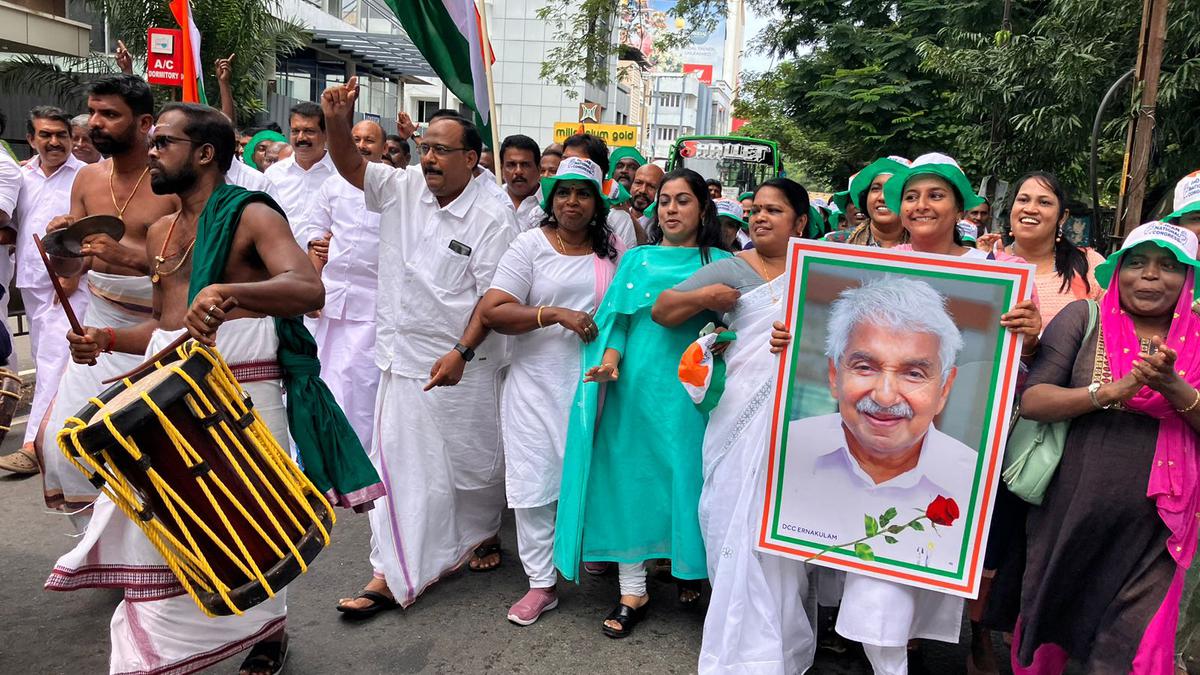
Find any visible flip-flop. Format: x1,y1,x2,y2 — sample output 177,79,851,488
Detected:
238,633,288,675
601,601,648,639
336,590,399,619
0,450,39,475
469,541,502,572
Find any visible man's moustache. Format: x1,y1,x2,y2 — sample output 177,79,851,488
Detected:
856,397,914,419
423,165,443,176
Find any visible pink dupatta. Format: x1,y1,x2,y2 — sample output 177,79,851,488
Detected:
591,234,626,420
1100,267,1200,567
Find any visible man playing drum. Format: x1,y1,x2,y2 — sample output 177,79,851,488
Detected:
50,102,380,675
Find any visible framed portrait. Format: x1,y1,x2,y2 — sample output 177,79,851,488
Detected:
756,240,1034,598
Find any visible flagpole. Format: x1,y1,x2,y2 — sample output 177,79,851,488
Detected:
475,0,502,185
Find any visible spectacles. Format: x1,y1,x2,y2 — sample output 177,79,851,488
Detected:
151,135,200,151
416,143,468,158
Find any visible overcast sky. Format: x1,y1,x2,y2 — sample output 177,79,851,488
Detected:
740,3,777,76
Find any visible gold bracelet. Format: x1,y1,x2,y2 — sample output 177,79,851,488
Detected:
1178,388,1200,414
536,305,546,328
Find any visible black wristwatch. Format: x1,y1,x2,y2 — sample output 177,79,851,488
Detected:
453,342,475,362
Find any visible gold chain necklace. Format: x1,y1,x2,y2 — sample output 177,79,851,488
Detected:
109,164,149,219
151,212,196,283
752,253,781,303
554,230,588,255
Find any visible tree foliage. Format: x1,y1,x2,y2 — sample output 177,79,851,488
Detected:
741,0,1200,212
0,0,307,125
537,0,727,95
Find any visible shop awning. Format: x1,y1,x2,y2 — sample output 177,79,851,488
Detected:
310,29,436,83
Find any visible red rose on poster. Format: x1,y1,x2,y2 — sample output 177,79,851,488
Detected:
925,495,959,526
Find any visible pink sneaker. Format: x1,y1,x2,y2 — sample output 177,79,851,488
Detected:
507,587,558,626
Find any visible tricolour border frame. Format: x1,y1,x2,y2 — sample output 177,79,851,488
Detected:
755,239,1035,599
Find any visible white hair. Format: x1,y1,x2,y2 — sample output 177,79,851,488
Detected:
70,114,89,130
824,275,964,378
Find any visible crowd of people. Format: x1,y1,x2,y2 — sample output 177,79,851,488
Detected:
0,64,1198,675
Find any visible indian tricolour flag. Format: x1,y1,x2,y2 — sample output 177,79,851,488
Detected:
169,0,207,104
383,0,493,139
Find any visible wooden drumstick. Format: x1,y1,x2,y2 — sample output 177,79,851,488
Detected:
102,298,238,385
32,233,83,335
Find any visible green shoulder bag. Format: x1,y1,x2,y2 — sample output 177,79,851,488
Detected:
1002,299,1098,505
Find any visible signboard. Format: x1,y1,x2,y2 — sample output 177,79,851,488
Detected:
146,28,184,87
682,63,713,85
620,1,727,86
678,139,771,164
757,240,1033,599
553,122,638,148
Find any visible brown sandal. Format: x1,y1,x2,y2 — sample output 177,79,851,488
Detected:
0,449,39,475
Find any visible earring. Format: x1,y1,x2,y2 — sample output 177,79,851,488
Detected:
1056,226,1063,243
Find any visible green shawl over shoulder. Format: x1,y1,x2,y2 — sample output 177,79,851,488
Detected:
191,183,384,511
554,245,730,581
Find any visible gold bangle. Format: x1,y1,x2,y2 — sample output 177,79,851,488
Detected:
536,305,546,328
1177,388,1200,414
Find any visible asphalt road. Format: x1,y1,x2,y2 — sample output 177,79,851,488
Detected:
0,368,1018,674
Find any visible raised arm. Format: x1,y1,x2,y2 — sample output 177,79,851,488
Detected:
215,54,236,123
321,77,366,190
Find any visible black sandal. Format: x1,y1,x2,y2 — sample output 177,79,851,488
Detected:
238,633,288,675
468,541,502,572
336,590,399,619
677,579,703,607
601,601,648,639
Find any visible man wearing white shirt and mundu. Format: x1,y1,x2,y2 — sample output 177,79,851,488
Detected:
781,275,976,675
305,118,386,450
264,101,337,247
322,77,517,615
4,107,89,472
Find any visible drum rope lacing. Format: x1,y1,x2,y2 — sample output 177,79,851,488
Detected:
56,342,334,617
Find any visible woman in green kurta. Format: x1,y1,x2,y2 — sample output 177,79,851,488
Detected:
555,168,732,639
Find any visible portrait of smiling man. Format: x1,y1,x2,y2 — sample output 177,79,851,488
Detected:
779,275,977,573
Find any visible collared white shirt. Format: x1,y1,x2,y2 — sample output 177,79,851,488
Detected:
264,151,337,247
15,154,84,289
309,173,379,322
513,193,541,225
364,162,518,378
226,159,282,203
779,412,976,574
0,151,19,222
473,167,511,209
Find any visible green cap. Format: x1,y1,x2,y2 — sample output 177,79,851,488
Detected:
242,129,287,170
538,156,604,213
607,147,647,178
715,198,748,228
831,190,850,212
882,152,985,215
1093,221,1200,293
849,156,911,210
1166,170,1200,222
738,191,755,202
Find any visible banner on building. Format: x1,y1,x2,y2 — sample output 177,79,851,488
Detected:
553,122,638,147
619,1,727,86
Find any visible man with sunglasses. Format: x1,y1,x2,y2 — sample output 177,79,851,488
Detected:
54,101,374,675
322,77,518,616
36,74,177,525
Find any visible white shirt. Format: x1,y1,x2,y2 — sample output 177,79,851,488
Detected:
264,151,337,247
513,193,541,224
226,160,281,203
473,168,511,209
0,151,20,223
309,174,380,322
363,162,518,377
15,154,84,289
779,413,976,574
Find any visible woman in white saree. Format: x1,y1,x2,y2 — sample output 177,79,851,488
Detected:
654,177,818,674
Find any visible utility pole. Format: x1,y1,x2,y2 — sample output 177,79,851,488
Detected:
1115,0,1169,239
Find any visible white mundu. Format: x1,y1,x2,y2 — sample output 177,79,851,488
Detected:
264,151,336,247
46,318,289,674
40,273,152,521
15,153,89,445
362,161,517,606
310,173,381,449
